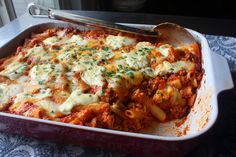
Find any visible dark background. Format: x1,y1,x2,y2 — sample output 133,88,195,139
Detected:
60,0,236,20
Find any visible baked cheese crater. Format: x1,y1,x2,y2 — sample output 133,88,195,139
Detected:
0,27,202,132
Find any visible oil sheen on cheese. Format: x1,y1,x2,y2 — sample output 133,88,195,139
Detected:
0,62,27,80
105,35,136,49
59,90,99,114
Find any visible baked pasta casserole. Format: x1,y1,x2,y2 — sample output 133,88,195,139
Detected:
0,27,202,132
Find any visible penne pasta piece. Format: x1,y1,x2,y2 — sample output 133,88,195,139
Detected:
192,78,198,88
125,108,144,120
132,89,166,122
169,79,182,89
148,103,166,122
182,86,193,97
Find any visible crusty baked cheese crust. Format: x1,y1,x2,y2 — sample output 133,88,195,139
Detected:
0,27,202,132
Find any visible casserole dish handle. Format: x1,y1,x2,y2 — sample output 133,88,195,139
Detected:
211,52,234,93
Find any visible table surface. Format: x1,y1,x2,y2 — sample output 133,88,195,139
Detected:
0,11,236,157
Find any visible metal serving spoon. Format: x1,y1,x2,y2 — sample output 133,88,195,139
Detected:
27,3,197,48
153,22,198,48
27,3,157,37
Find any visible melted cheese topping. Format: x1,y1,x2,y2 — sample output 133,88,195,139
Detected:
30,63,53,85
107,70,143,89
36,100,58,116
81,65,105,87
16,75,29,83
26,46,52,62
154,61,195,75
0,84,24,107
105,35,136,49
43,36,60,45
0,62,27,80
156,44,171,57
14,88,52,103
67,35,88,46
124,42,154,70
29,63,63,86
59,90,98,114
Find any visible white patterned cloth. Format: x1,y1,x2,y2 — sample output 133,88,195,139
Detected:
205,35,236,71
0,35,235,157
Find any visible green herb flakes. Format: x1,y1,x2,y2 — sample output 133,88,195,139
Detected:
102,46,109,51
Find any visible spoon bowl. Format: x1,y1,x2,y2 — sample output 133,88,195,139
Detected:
153,22,198,48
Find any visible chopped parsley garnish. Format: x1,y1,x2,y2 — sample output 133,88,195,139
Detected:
118,64,123,69
101,89,105,96
43,52,49,56
143,47,150,51
83,61,91,64
113,74,121,78
38,81,44,85
64,66,70,72
106,71,115,77
115,57,123,60
79,47,95,51
102,46,109,51
127,71,135,79
139,50,146,56
24,93,30,96
118,66,130,73
36,57,41,61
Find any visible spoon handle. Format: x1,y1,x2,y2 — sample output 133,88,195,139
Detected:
27,3,157,37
